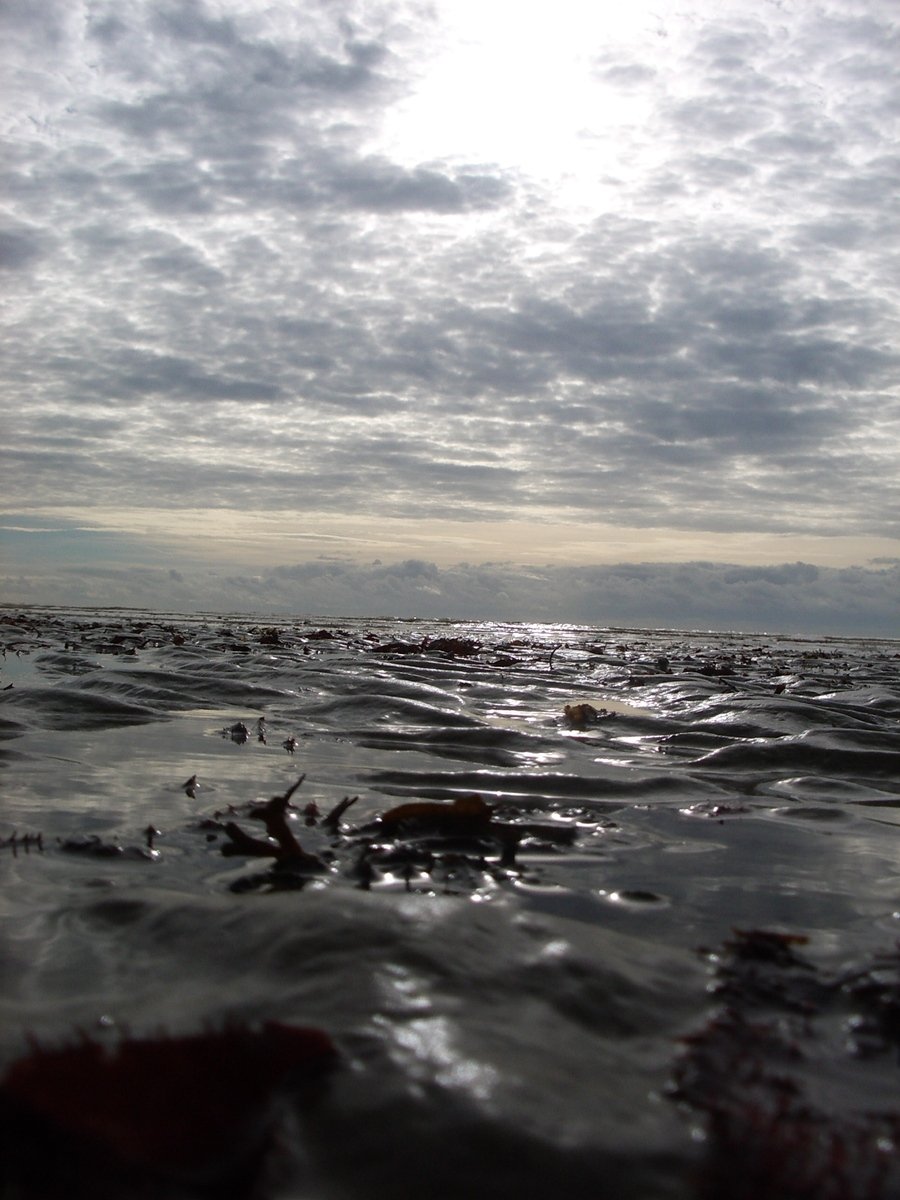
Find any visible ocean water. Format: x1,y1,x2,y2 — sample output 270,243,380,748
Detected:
2,608,900,1199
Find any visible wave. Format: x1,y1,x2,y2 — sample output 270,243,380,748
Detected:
2,609,900,1200
0,684,162,730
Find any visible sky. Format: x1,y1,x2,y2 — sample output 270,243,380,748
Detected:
1,0,899,634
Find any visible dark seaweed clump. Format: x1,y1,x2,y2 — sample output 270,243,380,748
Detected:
671,929,900,1200
207,775,581,895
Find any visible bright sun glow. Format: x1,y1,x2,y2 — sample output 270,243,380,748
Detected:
378,0,676,205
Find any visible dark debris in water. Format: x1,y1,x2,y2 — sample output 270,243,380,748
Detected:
209,775,582,894
0,831,44,856
4,763,590,896
672,928,900,1200
57,834,158,861
3,611,900,1199
371,634,484,659
563,702,618,728
0,1021,337,1199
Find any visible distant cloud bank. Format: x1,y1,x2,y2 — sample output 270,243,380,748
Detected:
3,557,898,638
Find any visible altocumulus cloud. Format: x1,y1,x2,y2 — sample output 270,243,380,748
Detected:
1,0,899,629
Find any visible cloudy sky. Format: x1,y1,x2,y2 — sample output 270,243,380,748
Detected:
2,0,898,633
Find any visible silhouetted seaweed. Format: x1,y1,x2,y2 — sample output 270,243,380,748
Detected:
209,772,586,895
222,776,324,868
0,832,43,856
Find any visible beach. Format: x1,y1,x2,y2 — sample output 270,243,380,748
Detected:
2,607,900,1198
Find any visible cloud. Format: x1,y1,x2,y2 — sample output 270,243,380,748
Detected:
1,0,899,616
0,227,46,269
3,556,898,638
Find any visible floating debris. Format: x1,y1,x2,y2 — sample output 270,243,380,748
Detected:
57,835,156,861
0,1022,337,1197
320,794,358,832
222,776,324,869
563,702,616,728
671,929,900,1200
0,832,43,856
372,635,482,658
376,793,493,835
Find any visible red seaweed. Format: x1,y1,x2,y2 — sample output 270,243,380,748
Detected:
0,1021,337,1196
671,930,900,1200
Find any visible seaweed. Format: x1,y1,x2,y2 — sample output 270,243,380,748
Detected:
563,702,617,728
370,634,483,658
0,831,43,856
209,774,582,895
221,776,324,868
671,929,900,1200
0,1022,337,1198
6,760,584,898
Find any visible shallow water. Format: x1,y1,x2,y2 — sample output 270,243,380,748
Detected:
2,608,900,1198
